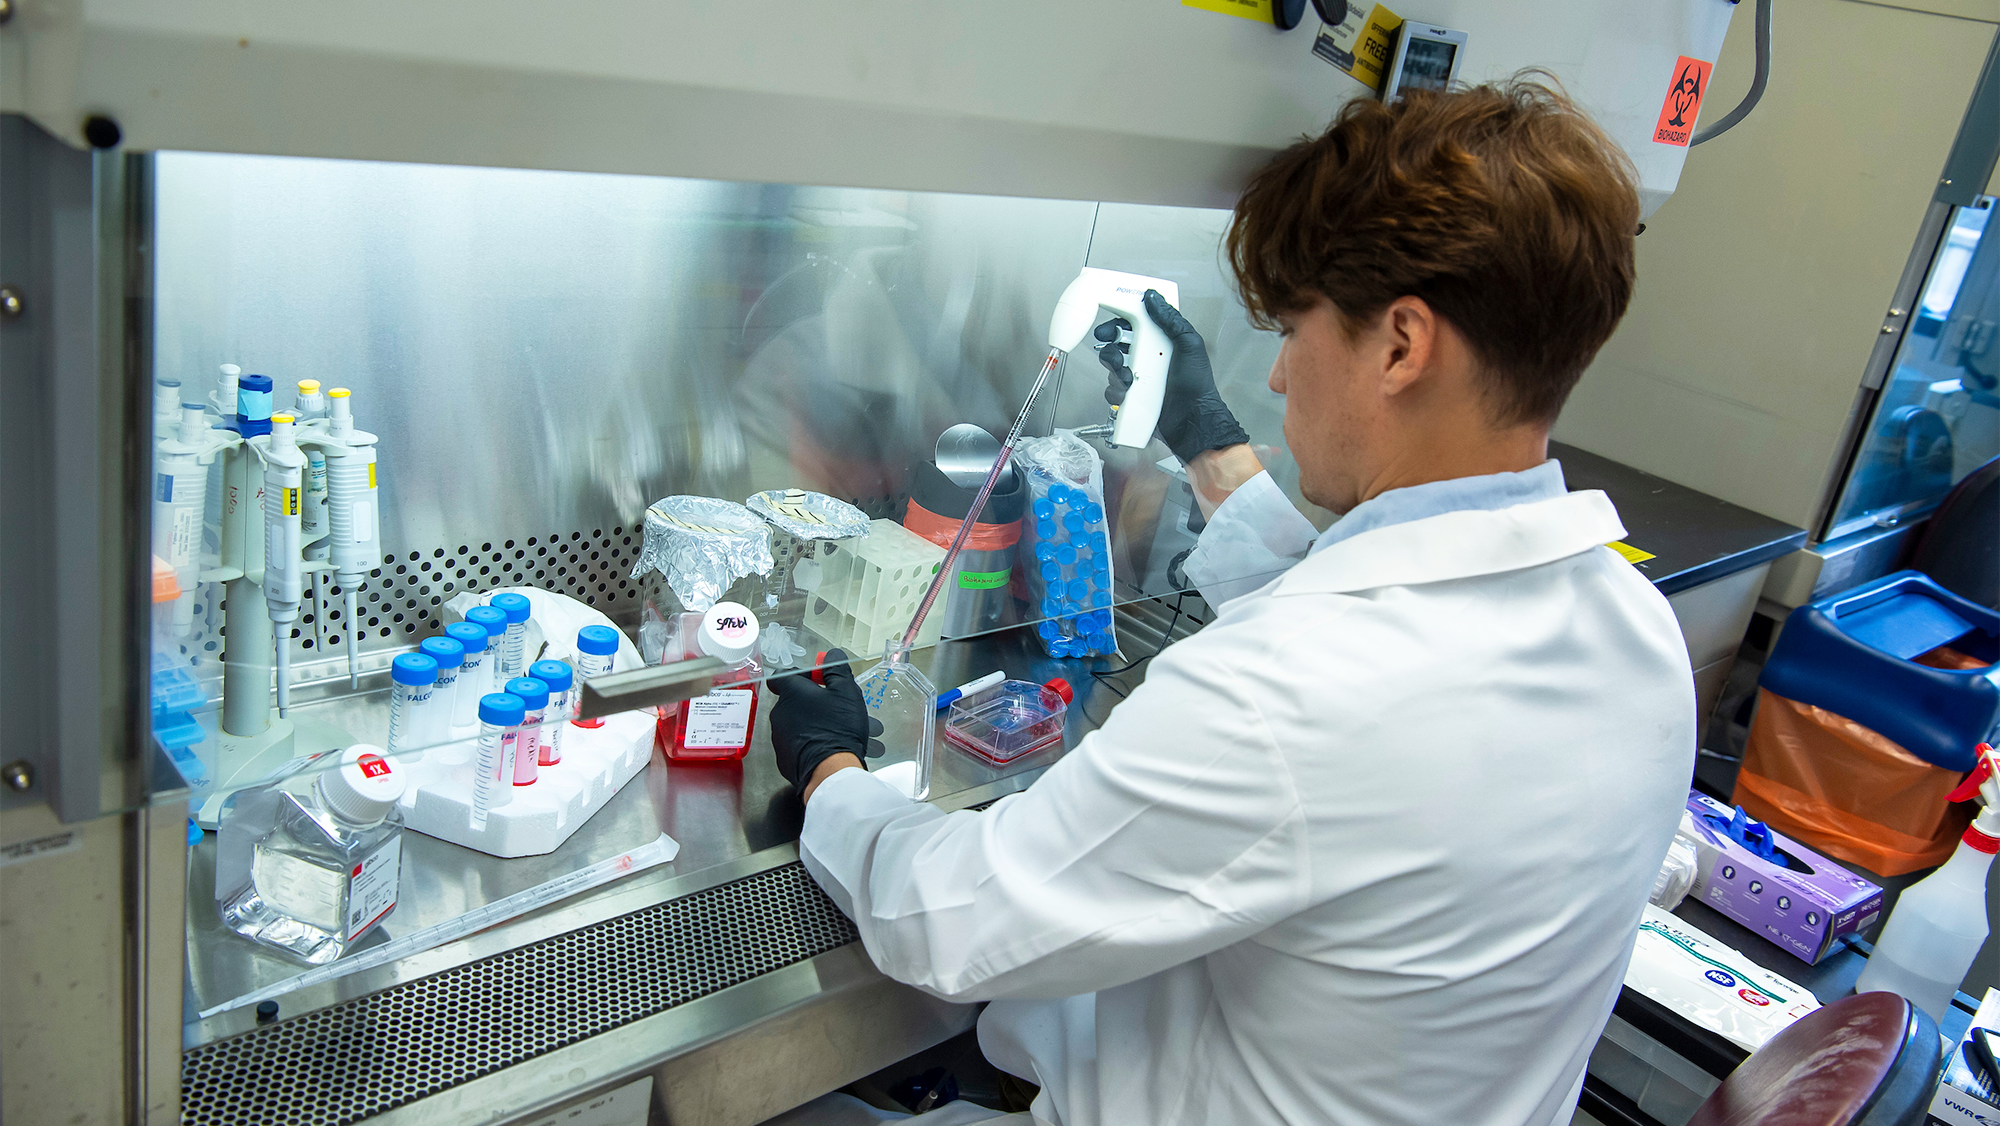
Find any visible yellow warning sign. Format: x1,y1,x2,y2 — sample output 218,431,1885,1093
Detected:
1607,541,1657,564
1183,0,1275,22
1311,3,1401,92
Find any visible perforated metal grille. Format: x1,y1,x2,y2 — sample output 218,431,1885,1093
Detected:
177,526,647,668
181,862,858,1126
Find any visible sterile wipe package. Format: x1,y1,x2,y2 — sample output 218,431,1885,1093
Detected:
1929,987,2000,1125
1682,791,1885,964
1625,904,1820,1052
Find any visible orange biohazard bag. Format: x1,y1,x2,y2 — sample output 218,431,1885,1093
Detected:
1732,648,1989,877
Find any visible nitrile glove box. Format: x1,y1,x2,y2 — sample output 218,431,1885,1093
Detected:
1683,791,1886,964
1928,988,2000,1126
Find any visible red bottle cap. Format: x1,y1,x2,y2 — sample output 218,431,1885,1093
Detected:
1044,677,1073,704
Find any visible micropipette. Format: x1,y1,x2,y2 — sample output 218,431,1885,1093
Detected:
325,388,380,687
198,832,680,1019
262,414,306,717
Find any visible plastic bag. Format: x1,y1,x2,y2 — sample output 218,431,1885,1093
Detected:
1733,688,1973,876
1013,430,1117,658
1651,833,1700,910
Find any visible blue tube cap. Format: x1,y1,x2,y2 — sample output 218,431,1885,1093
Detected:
445,621,489,653
391,652,439,686
529,659,574,691
490,592,532,624
1039,560,1062,582
1036,520,1057,540
465,605,508,637
477,692,527,727
1067,578,1089,601
576,624,620,656
1056,544,1078,566
504,676,550,709
419,636,465,669
1034,542,1057,563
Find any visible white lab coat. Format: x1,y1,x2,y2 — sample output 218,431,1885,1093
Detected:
800,477,1695,1126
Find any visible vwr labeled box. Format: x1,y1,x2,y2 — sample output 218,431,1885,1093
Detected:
1684,791,1886,964
1929,988,1999,1126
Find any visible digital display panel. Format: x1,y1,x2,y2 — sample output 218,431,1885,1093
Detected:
1395,38,1459,94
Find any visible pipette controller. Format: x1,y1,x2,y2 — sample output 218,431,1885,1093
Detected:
1047,268,1180,449
900,271,1185,647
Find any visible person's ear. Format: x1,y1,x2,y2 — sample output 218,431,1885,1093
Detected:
1378,296,1438,398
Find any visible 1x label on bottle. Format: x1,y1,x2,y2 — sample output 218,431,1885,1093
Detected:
346,836,401,941
683,691,753,748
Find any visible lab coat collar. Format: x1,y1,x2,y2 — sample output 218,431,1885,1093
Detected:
1273,489,1627,596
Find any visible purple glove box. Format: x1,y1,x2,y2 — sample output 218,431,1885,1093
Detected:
1684,791,1886,964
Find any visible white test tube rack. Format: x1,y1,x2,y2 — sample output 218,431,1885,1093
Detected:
394,710,655,859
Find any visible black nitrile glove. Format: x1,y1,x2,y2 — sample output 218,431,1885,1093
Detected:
1096,289,1250,465
767,649,880,791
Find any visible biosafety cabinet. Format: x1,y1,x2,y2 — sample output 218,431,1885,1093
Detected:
2,3,1989,1124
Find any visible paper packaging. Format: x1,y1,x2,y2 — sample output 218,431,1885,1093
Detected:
1627,905,1820,1052
1929,988,2000,1126
1683,791,1887,964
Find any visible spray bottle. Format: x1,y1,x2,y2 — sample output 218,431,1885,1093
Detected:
1855,742,2000,1021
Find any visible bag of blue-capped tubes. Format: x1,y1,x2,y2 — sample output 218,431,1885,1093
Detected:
1013,430,1118,659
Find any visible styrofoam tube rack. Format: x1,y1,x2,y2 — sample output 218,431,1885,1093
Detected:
397,710,654,858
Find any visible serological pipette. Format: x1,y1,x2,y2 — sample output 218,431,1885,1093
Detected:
901,348,1063,649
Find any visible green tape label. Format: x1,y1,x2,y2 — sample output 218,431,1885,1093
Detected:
957,568,1011,590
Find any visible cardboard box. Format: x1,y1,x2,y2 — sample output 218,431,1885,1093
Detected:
1684,791,1886,964
1929,988,2000,1126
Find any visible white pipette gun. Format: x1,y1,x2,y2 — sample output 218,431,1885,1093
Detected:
1047,268,1181,450
899,268,1186,649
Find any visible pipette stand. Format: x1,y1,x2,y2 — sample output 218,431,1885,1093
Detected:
192,713,355,828
396,710,654,858
191,438,353,826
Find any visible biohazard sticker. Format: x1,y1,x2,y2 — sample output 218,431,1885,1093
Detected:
1653,56,1713,147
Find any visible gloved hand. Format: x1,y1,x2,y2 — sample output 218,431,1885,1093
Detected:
767,649,878,792
1096,289,1250,465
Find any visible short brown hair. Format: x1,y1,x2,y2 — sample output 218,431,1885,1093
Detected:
1226,76,1639,427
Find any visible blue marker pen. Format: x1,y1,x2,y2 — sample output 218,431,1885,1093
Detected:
937,670,1007,710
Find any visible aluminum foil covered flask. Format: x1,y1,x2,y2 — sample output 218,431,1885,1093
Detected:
631,495,774,663
745,488,871,668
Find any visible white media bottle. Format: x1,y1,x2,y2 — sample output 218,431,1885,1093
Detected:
1855,741,1999,1021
